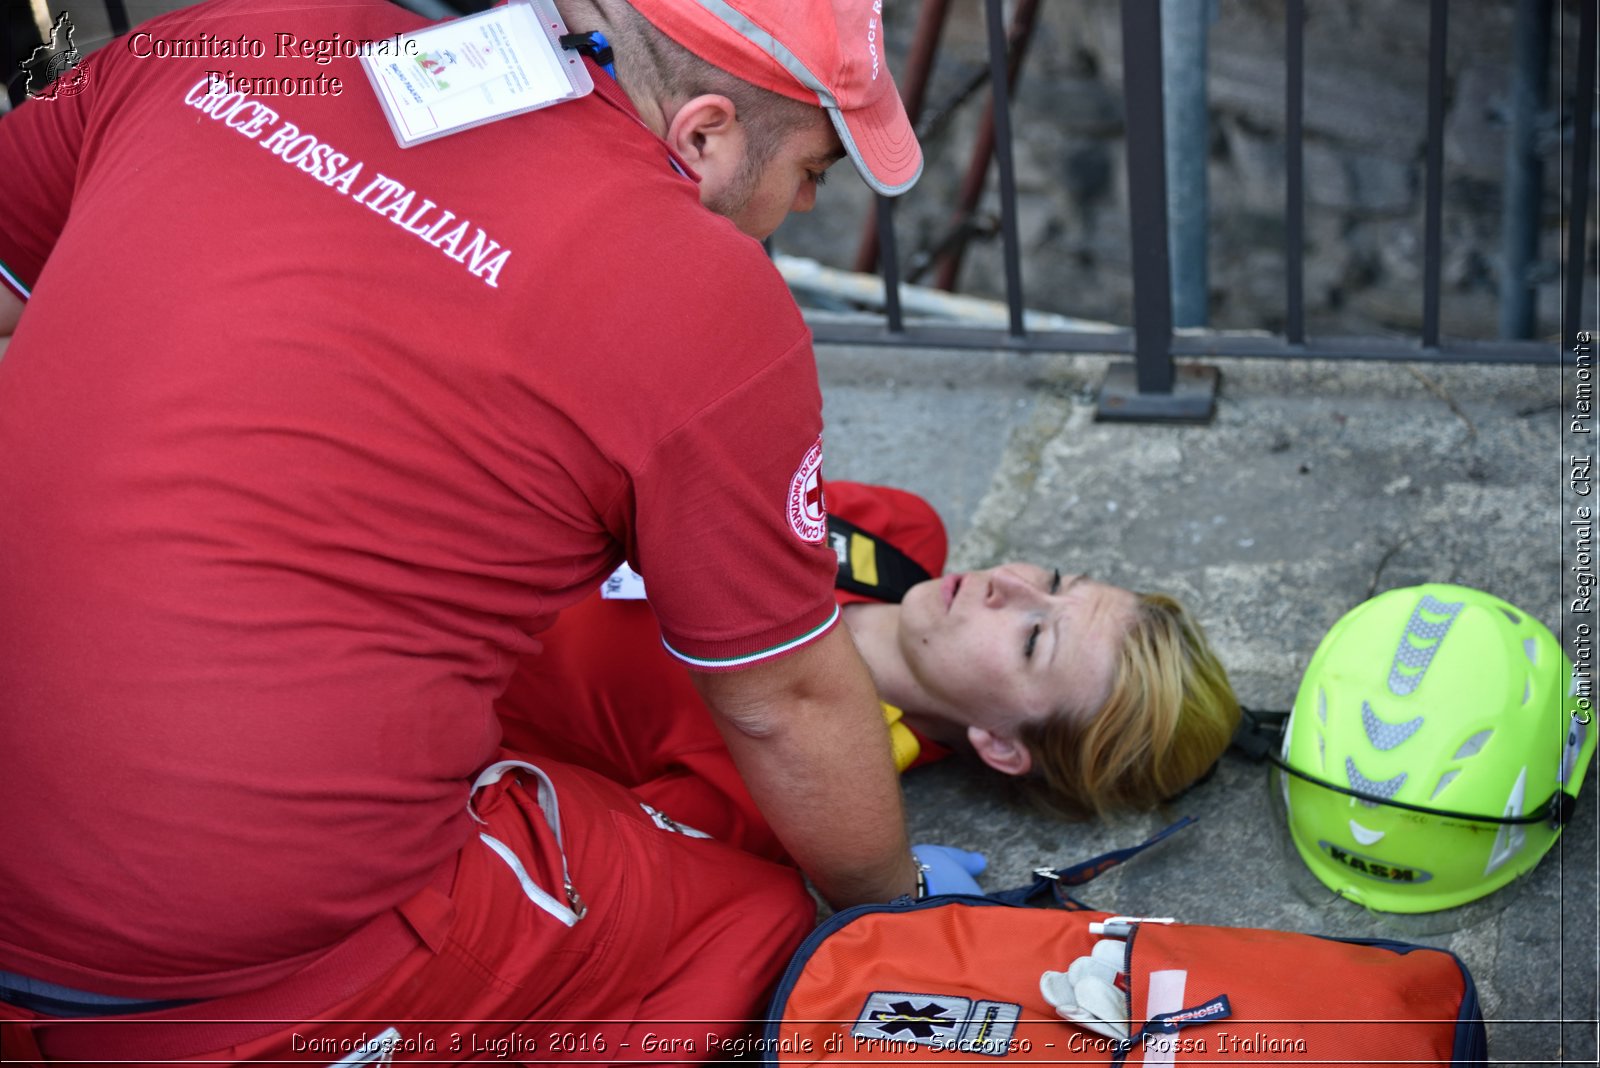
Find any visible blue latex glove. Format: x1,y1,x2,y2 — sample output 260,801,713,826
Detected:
912,843,988,897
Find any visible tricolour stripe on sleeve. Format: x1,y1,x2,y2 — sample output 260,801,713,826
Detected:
660,604,839,670
0,259,31,300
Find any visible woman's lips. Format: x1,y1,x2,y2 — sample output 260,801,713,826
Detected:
942,573,963,612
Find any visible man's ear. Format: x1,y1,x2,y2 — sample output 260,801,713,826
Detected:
967,725,1033,777
664,93,742,172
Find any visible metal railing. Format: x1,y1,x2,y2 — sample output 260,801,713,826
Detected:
808,0,1596,422
6,0,1595,419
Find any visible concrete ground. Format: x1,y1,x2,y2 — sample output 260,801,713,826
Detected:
814,341,1596,1065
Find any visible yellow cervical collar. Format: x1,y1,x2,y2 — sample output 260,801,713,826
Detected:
882,702,921,773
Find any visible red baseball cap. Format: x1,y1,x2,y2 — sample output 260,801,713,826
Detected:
628,0,923,196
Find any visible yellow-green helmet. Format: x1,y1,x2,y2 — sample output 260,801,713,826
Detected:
1277,584,1593,913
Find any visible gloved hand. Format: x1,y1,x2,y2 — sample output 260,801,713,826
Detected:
911,843,987,897
1039,938,1131,1040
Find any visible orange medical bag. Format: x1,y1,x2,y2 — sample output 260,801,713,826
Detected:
762,846,1485,1066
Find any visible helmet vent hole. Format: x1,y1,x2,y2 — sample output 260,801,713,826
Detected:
1523,638,1538,665
1522,678,1532,706
1484,769,1530,877
1454,729,1492,760
1361,701,1423,750
1430,769,1459,799
1316,687,1327,724
1501,608,1522,624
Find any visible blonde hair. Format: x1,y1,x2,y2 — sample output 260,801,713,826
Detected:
1021,592,1240,817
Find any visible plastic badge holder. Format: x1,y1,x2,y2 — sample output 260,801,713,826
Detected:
363,0,594,148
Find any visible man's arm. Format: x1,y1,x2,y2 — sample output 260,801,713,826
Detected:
0,286,22,361
692,624,919,908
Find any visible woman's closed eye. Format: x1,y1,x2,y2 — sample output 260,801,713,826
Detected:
1027,569,1063,658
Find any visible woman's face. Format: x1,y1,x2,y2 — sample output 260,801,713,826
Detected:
897,563,1139,735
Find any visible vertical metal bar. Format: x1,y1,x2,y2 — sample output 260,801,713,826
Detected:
1499,0,1552,339
103,0,129,36
853,0,949,275
1421,0,1448,349
983,0,1027,337
876,194,905,333
934,0,1036,326
1285,0,1306,345
1162,0,1211,328
1122,0,1176,392
1563,0,1597,349
933,0,1040,297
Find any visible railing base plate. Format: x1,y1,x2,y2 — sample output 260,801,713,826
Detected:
1095,361,1220,424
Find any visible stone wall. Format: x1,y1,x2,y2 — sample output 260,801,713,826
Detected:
774,0,1596,341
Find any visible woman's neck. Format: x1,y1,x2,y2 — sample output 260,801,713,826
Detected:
840,602,965,745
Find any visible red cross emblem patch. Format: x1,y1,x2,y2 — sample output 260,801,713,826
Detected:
786,438,827,543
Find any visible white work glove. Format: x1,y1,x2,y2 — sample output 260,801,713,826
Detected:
1039,938,1130,1041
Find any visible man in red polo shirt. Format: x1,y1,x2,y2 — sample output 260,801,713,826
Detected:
0,0,944,1060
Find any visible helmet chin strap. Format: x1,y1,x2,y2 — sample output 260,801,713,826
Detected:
1267,750,1570,827
1233,705,1573,826
1230,705,1288,760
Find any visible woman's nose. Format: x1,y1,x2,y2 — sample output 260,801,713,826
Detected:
984,569,1036,607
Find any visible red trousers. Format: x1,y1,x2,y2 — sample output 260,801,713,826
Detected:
0,757,815,1066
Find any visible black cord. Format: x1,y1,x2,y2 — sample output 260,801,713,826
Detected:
1266,749,1569,826
1234,706,1572,827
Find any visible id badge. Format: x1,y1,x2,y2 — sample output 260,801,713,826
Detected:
363,0,594,147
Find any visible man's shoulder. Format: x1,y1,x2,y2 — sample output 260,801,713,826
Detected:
635,218,798,320
557,186,809,366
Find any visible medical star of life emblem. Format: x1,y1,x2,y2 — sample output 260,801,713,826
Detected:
870,999,959,1039
851,991,1022,1056
786,437,827,543
19,11,89,100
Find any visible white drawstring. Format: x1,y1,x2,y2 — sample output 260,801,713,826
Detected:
469,760,586,926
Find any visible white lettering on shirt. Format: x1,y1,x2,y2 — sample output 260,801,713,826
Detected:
183,76,511,288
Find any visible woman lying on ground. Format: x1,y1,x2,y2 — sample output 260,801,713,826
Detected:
496,481,1241,862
